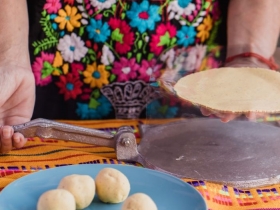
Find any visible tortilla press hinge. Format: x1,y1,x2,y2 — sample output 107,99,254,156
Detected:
114,126,139,162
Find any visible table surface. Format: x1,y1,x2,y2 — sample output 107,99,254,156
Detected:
0,119,280,210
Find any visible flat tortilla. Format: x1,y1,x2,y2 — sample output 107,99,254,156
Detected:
173,67,280,113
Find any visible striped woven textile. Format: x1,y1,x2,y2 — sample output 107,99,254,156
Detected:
0,119,280,210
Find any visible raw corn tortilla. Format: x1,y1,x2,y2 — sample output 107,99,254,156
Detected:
174,67,280,113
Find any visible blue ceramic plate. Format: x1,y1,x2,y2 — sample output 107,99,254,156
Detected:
0,164,207,210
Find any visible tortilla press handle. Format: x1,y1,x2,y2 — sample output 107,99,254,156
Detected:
12,118,140,161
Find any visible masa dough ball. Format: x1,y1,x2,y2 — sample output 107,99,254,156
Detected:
122,193,158,210
57,174,95,209
95,167,130,203
37,189,75,210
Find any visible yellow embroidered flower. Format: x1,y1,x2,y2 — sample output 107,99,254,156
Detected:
197,15,213,42
83,62,110,88
55,5,81,32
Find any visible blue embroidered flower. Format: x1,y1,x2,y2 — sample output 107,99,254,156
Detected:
146,100,178,119
178,0,191,8
176,26,196,47
86,19,111,43
126,1,161,33
76,96,112,119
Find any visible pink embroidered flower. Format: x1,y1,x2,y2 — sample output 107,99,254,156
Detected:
108,18,134,55
32,52,54,86
43,0,62,14
150,22,177,56
112,58,139,82
138,59,162,82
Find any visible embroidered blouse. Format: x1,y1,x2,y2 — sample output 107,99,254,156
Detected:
27,0,227,120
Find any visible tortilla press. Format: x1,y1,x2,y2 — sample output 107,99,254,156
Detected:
12,118,280,189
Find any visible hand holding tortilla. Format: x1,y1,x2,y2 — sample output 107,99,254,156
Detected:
174,67,280,121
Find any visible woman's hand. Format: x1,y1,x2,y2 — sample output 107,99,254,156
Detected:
0,63,35,153
200,56,271,122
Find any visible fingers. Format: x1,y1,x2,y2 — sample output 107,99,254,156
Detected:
0,126,14,153
245,112,267,121
12,132,26,149
0,126,26,153
200,107,212,116
200,107,240,123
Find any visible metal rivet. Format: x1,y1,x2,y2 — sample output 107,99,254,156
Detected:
122,138,131,147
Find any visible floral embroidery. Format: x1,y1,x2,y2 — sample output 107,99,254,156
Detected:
57,33,88,62
197,15,213,42
31,0,223,120
83,62,110,88
43,0,62,13
56,73,83,100
32,52,55,86
90,0,116,11
86,19,111,43
176,26,196,47
55,5,82,31
108,18,134,55
112,58,139,82
138,59,162,82
150,22,177,55
127,1,161,33
147,100,178,118
76,95,112,119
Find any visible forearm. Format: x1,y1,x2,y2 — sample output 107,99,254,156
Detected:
227,0,280,59
0,0,30,67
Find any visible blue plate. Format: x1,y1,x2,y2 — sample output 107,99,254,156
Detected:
0,164,207,210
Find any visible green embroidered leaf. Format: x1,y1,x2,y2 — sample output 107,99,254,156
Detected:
204,1,210,9
105,66,112,70
34,48,41,56
127,52,132,59
88,49,95,55
103,10,110,17
109,74,116,82
159,32,170,46
33,37,58,55
136,53,142,63
137,40,143,49
90,55,96,61
171,37,177,45
215,50,220,57
41,61,54,79
112,4,117,12
111,28,124,43
147,53,154,61
46,15,50,21
79,26,85,36
92,89,100,99
158,105,168,115
89,98,101,109
41,10,47,17
82,57,86,63
121,13,126,19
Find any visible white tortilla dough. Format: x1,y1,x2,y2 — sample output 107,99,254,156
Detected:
57,174,95,209
37,189,75,210
122,193,158,210
95,167,130,203
174,67,280,113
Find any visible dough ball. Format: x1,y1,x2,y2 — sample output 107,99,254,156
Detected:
121,193,158,210
57,174,95,209
95,167,130,203
37,189,75,210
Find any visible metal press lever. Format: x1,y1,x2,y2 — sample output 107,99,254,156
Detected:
12,118,139,161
